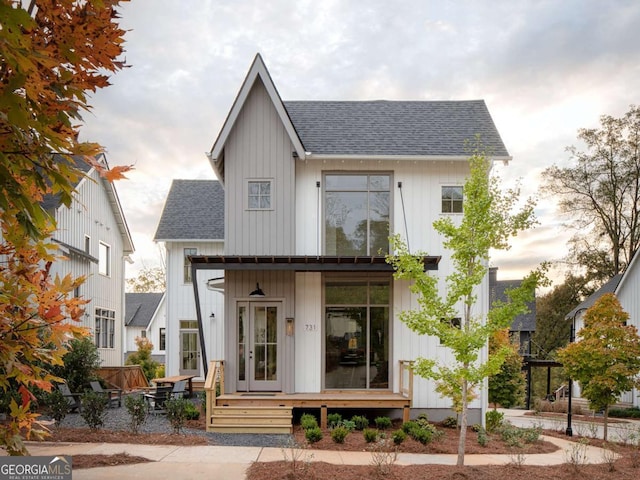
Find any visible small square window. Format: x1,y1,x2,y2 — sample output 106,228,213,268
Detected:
248,180,272,209
99,242,110,276
442,186,463,213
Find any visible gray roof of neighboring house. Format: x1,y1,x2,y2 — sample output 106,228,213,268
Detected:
125,292,164,328
565,274,624,319
154,180,224,241
490,277,536,333
283,100,510,158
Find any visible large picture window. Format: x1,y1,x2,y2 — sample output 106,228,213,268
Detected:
325,173,390,256
325,278,390,389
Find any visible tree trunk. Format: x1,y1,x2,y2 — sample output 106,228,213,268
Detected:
457,378,468,466
603,405,609,441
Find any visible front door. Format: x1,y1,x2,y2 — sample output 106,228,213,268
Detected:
237,302,282,391
179,320,200,376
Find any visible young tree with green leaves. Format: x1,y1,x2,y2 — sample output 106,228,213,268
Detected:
557,293,640,441
387,145,546,466
126,337,160,383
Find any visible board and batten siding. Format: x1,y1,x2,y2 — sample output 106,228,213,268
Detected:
223,270,296,393
294,272,322,393
164,241,224,378
295,158,470,256
51,170,127,366
224,79,296,255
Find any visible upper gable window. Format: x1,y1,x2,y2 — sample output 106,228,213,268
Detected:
325,173,390,256
184,247,197,283
99,242,110,276
442,186,463,213
247,180,272,210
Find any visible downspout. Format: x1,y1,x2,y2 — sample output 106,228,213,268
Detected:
191,261,209,378
316,180,321,258
398,181,410,253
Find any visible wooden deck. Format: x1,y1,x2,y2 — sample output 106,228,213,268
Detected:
204,360,415,432
216,391,411,428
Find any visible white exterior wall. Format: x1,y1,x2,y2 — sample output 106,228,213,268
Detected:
51,170,129,367
163,241,225,379
293,158,488,410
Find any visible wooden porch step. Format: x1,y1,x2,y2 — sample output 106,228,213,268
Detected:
208,406,293,434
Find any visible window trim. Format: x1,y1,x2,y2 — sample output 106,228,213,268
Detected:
159,327,166,351
246,178,274,211
94,307,116,349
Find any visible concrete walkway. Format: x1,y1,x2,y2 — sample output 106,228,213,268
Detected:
17,431,617,480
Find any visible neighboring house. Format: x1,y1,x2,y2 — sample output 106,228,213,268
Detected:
566,271,637,408
156,54,512,423
489,267,536,357
46,154,134,366
125,292,166,364
154,180,225,379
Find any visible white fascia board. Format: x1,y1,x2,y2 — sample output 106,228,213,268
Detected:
153,238,224,243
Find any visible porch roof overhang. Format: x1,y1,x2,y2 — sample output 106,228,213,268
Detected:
189,255,440,272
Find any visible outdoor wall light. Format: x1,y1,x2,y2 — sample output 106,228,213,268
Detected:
249,283,265,297
286,317,295,336
209,312,215,320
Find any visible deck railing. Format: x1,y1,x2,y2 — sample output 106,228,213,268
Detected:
204,360,224,426
399,360,414,406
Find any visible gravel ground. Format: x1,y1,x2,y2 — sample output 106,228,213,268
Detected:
56,396,293,448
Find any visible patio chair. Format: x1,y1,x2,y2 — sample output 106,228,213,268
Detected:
90,381,122,408
170,380,187,399
57,383,82,413
143,385,172,414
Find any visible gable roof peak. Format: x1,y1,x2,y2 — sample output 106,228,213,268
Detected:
207,53,306,182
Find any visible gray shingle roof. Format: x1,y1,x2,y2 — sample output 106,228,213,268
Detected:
490,276,536,333
565,274,623,319
154,180,224,241
125,292,164,328
283,100,509,157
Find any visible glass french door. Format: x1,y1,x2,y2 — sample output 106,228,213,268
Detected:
179,321,200,376
237,302,282,391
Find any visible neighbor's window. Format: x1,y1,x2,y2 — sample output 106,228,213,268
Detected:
95,308,115,348
184,248,197,283
442,186,463,213
159,328,166,351
98,242,110,276
325,173,390,255
248,180,272,209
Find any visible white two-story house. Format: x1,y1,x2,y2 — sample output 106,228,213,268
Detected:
46,154,134,366
157,54,511,427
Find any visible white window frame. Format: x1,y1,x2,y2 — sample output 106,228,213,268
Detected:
95,308,116,349
98,242,111,276
441,185,463,214
246,179,274,211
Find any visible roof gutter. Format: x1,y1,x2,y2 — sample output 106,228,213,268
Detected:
303,153,512,164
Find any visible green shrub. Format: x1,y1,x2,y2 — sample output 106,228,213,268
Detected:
401,420,418,434
392,429,406,445
363,428,378,443
124,394,147,434
477,427,489,447
340,419,356,431
45,389,69,427
80,391,108,431
403,419,438,445
51,337,101,392
442,416,458,428
485,409,504,433
498,423,541,447
327,412,342,428
471,423,482,432
184,401,200,420
374,416,392,430
351,415,369,430
609,407,640,418
300,413,318,430
165,397,190,434
305,426,323,443
411,427,433,445
330,426,349,444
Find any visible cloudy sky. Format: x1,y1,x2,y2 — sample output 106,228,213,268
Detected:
79,0,640,285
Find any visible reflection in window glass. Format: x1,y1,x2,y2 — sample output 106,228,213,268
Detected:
325,279,390,389
442,186,463,213
325,173,390,255
248,180,272,209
